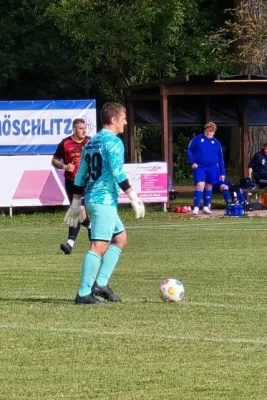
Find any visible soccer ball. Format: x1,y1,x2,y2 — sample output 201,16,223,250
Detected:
159,279,185,303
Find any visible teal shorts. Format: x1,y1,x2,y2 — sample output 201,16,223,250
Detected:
86,202,125,241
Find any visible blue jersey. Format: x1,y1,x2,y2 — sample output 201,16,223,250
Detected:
187,134,225,175
74,129,127,206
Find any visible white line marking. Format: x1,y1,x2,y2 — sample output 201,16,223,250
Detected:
127,221,267,227
125,221,267,229
187,301,267,312
127,226,267,231
1,221,267,233
2,297,266,312
0,323,266,346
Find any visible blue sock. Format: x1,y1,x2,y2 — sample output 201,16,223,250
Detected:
237,189,245,202
203,189,212,207
78,250,102,297
194,189,203,208
96,245,122,287
222,189,231,203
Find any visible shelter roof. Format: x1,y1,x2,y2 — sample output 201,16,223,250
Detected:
126,74,267,96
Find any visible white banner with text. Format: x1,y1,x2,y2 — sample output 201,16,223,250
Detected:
0,100,96,155
0,156,168,208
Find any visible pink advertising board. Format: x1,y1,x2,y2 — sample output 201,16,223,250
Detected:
118,162,168,203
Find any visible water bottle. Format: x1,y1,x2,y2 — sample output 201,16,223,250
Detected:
226,202,232,216
239,205,244,216
168,176,174,192
232,191,236,200
233,203,239,216
247,192,252,205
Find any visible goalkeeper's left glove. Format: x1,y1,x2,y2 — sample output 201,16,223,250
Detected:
64,198,82,228
128,190,145,219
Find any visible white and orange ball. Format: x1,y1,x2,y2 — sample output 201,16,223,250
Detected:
159,279,185,303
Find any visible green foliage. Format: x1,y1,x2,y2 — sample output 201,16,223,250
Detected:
47,0,231,99
0,1,234,101
135,127,145,154
48,0,188,99
173,131,193,183
0,0,236,104
0,0,88,99
137,126,161,162
135,127,195,183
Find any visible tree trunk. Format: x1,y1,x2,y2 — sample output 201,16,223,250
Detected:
248,127,267,157
245,0,267,169
230,0,267,176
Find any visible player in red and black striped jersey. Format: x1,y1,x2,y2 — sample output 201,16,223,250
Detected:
52,118,90,254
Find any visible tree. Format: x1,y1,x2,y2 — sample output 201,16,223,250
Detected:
208,0,267,172
0,0,87,99
48,0,225,100
208,0,267,74
0,0,229,102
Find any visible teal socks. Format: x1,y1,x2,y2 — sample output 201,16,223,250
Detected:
78,250,102,297
96,245,122,287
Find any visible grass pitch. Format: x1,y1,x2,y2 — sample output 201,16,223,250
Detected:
1,209,267,400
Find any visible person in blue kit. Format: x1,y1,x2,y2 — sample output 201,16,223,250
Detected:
248,143,267,188
63,102,145,304
212,179,246,206
187,121,226,215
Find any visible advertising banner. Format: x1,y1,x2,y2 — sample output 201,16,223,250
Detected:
0,156,69,208
0,157,168,212
119,162,168,203
0,100,96,155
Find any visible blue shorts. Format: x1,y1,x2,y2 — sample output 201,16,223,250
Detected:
193,166,220,185
86,202,125,241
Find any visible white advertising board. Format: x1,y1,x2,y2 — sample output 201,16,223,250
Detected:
0,156,168,214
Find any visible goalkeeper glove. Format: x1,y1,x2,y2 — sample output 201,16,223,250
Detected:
64,198,83,228
128,191,145,219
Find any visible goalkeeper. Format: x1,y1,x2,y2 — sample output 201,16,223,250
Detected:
64,102,145,305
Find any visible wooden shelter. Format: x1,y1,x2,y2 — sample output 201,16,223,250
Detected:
124,74,267,177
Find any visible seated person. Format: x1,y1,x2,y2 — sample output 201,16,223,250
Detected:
212,179,247,205
248,143,267,188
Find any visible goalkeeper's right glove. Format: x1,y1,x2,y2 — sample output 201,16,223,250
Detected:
128,190,145,219
64,198,83,228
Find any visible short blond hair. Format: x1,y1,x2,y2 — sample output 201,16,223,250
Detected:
204,122,217,132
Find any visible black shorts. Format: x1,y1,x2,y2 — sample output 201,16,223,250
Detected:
65,179,85,205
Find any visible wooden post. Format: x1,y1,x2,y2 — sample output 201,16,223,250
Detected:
160,86,169,164
168,98,173,180
241,97,248,178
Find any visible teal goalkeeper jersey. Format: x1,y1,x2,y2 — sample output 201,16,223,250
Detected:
74,129,127,206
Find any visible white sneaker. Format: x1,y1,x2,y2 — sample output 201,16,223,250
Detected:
203,206,212,214
192,207,199,215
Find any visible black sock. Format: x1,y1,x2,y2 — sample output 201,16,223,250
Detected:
81,217,90,229
68,223,81,242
